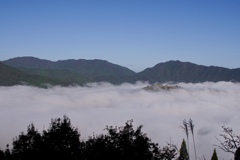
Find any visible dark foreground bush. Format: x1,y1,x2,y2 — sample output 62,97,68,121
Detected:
1,116,175,160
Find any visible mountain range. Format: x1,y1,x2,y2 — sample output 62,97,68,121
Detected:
1,57,240,87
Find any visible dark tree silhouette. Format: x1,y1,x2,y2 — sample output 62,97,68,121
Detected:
11,123,42,160
83,134,114,160
179,139,189,160
42,115,82,160
4,144,11,160
5,116,180,160
215,125,240,154
235,147,240,160
211,148,218,160
0,149,5,159
180,119,190,159
10,115,83,160
159,142,178,160
83,119,160,160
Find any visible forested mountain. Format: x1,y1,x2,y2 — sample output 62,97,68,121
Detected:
0,62,28,86
0,62,69,87
136,60,240,83
3,57,135,76
3,57,136,84
2,57,240,86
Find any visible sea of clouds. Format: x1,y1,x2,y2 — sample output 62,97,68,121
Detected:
0,81,239,159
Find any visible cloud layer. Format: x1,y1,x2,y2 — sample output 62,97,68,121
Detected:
0,82,240,159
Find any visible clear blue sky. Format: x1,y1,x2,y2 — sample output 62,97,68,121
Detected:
0,0,239,72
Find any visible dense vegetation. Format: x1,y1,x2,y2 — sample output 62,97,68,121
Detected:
1,57,240,87
0,116,239,160
3,57,135,85
0,116,176,160
137,60,240,83
0,62,69,87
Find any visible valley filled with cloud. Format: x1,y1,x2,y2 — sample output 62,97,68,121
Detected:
0,82,239,159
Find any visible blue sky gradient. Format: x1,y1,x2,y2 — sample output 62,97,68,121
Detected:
0,0,239,71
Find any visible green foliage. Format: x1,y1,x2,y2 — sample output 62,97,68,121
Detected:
19,68,91,84
137,60,240,83
211,148,218,160
2,57,136,85
0,62,69,87
180,119,197,160
180,119,189,157
179,139,189,160
0,62,28,86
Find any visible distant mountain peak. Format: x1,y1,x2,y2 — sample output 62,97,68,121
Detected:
1,57,240,86
138,60,240,83
3,57,136,85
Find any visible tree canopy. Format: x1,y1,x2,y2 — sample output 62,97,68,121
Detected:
179,139,189,160
1,116,177,160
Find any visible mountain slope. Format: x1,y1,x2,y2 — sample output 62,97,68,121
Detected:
0,62,69,87
3,57,135,76
2,58,240,85
137,60,240,83
3,57,136,84
0,62,28,86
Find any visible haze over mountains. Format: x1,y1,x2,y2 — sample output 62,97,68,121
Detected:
1,57,240,87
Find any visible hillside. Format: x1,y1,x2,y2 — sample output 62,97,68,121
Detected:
137,60,240,83
3,57,135,76
0,62,69,87
3,57,136,84
0,62,28,86
2,58,240,86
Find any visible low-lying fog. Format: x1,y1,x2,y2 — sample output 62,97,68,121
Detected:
0,82,239,159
